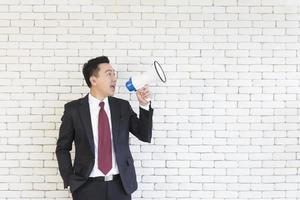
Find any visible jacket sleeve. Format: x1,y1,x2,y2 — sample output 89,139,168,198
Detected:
128,102,153,143
55,103,75,188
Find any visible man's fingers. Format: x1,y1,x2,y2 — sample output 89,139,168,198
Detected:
136,85,151,105
142,90,151,98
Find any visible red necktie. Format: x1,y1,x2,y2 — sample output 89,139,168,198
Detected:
98,102,112,175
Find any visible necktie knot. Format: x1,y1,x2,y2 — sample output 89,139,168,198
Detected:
99,101,104,109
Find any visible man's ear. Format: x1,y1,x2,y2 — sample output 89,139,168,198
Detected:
90,76,97,86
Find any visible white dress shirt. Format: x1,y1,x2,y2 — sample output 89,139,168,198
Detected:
88,93,150,177
88,93,119,177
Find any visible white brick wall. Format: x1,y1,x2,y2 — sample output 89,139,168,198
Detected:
0,0,300,199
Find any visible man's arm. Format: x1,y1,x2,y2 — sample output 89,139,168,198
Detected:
55,103,75,189
128,85,153,142
128,102,153,143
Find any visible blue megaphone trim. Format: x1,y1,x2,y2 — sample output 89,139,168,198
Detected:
126,77,137,92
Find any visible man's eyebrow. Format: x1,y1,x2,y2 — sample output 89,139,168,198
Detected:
104,69,115,73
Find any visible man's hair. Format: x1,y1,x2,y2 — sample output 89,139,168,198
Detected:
82,56,110,88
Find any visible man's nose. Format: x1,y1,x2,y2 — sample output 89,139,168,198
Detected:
112,74,117,82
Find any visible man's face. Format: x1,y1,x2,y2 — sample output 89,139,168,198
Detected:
90,63,117,97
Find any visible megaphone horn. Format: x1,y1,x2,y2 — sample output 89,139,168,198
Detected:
126,61,167,92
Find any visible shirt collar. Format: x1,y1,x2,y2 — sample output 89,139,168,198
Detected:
88,93,109,108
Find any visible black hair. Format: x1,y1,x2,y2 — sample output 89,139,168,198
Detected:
82,56,110,88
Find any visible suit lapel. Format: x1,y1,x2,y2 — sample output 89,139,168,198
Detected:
108,97,121,143
78,94,95,154
77,95,121,155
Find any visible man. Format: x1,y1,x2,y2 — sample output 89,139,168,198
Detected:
56,56,153,200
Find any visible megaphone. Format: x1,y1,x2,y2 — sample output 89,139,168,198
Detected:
126,61,167,92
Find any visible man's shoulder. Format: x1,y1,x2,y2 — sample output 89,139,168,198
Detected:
64,95,87,110
109,96,129,105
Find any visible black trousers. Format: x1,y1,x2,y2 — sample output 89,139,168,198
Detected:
72,177,131,200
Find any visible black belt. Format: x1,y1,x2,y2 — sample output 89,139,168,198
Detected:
89,174,120,182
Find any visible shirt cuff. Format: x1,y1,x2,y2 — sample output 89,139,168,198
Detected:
139,102,150,111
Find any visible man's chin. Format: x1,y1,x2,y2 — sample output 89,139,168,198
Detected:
108,91,115,96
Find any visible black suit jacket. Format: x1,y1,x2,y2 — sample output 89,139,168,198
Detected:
55,94,153,194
